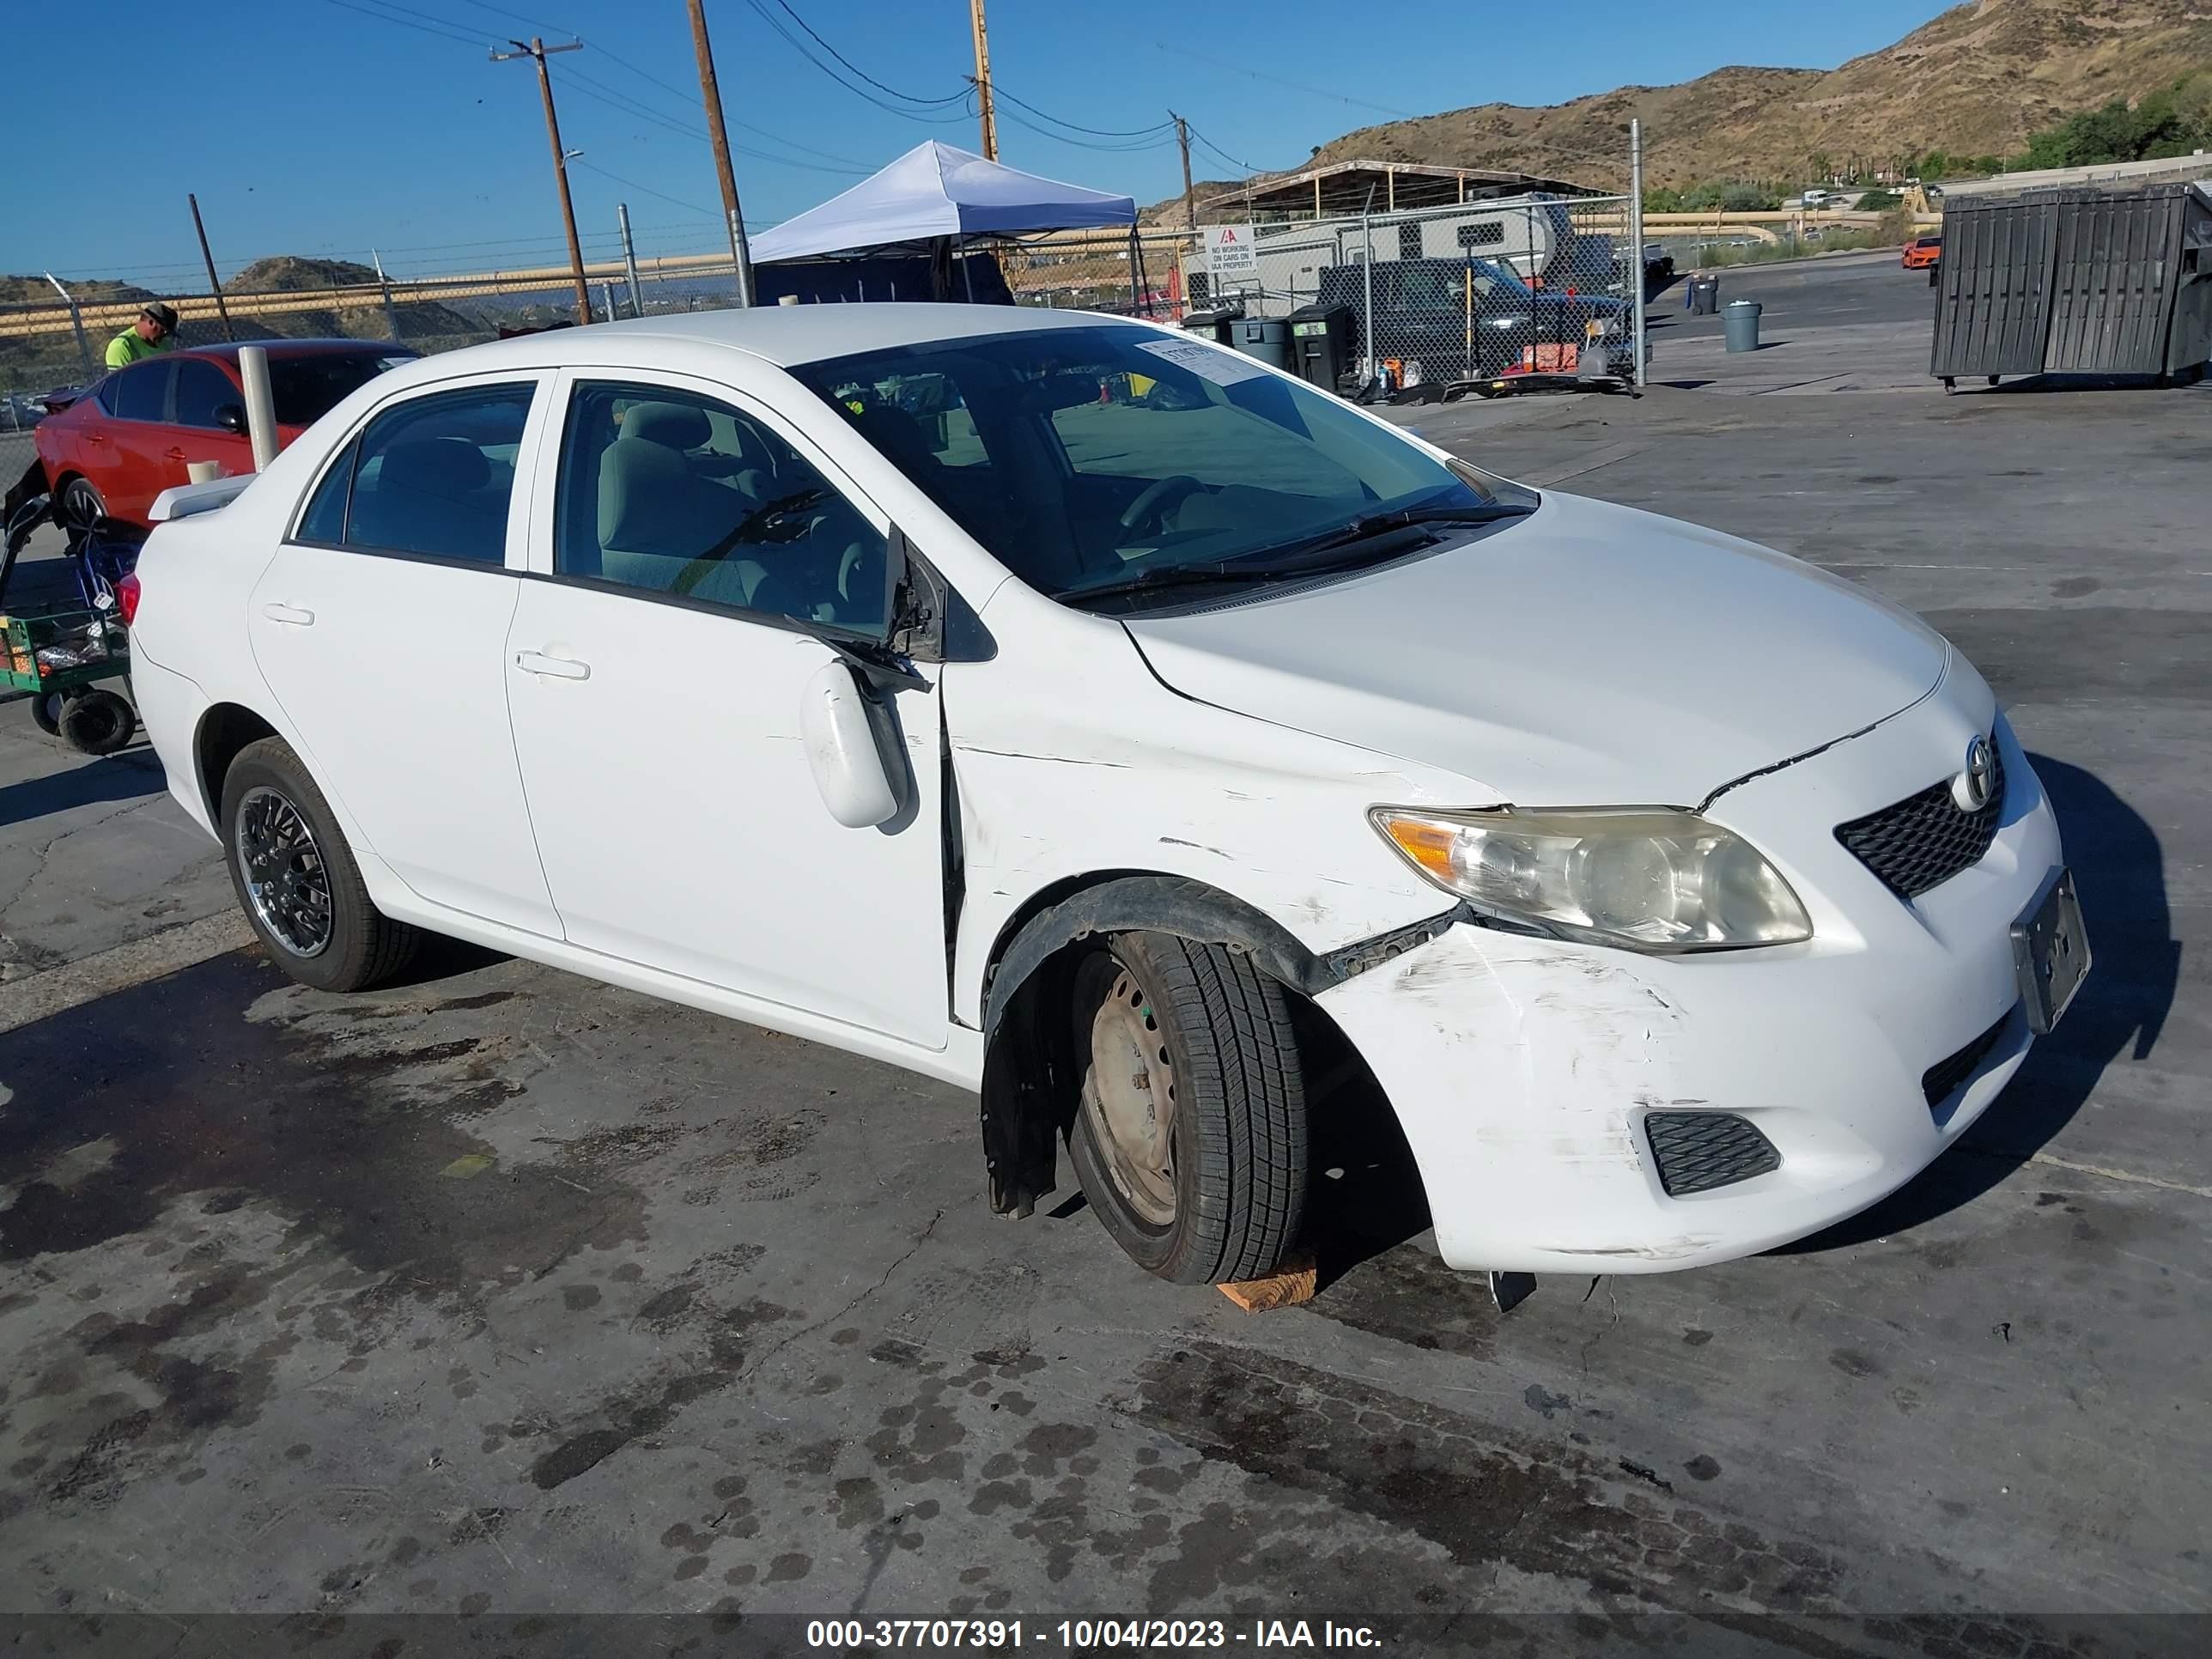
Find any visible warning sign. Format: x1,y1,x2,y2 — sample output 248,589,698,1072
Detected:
1201,224,1258,279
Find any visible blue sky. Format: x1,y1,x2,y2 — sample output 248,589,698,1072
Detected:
8,0,1955,288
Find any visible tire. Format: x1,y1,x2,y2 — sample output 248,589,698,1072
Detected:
58,477,106,539
57,687,134,755
219,735,421,993
29,692,63,736
1067,931,1308,1285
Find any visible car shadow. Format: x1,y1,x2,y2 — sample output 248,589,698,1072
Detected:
1785,754,2178,1252
374,932,513,989
0,751,161,830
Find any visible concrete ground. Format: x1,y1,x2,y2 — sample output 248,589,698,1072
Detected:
1,259,2207,1651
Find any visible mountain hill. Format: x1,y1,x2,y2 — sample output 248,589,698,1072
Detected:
1152,0,2212,212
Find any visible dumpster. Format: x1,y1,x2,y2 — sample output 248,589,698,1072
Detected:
1182,302,1244,348
1723,300,1763,353
1231,317,1291,371
1932,180,2212,388
1287,301,1353,392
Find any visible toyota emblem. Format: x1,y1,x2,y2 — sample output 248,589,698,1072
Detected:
1952,734,1995,811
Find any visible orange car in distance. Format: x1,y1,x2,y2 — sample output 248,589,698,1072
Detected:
1902,234,1942,270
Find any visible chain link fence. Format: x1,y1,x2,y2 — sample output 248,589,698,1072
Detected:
1181,193,1645,395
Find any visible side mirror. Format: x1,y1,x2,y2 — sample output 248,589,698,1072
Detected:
214,404,247,435
800,659,899,828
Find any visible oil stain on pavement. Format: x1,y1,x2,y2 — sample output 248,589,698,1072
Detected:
0,943,2205,1646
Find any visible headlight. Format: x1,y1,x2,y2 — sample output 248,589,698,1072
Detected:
1370,807,1812,952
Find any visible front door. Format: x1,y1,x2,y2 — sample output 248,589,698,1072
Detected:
248,374,561,938
504,373,949,1049
164,356,257,489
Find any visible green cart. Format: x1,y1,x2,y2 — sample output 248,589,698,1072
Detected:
1,600,137,755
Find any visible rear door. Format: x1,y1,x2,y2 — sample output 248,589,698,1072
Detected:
247,374,561,937
95,359,174,520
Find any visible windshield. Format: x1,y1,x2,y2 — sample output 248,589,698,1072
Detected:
270,351,416,427
792,324,1526,605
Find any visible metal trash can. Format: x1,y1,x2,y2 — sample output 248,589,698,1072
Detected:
1181,302,1243,348
1286,302,1353,392
1232,317,1291,371
1689,273,1721,315
1723,300,1763,352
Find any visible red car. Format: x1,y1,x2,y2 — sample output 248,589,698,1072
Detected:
34,339,417,531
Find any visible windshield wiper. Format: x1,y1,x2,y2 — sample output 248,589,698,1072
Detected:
1272,500,1532,562
1061,501,1532,608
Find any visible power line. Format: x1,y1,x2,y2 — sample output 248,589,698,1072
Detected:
558,56,873,171
994,105,1178,155
757,0,968,106
1152,41,1419,120
990,83,1176,140
559,64,708,140
569,161,720,219
1182,122,1302,179
317,0,488,47
739,0,972,124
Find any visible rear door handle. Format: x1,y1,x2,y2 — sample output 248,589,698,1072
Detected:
260,602,314,626
514,649,590,681
164,447,186,461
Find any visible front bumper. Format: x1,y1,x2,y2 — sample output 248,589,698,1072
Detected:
1315,714,2065,1274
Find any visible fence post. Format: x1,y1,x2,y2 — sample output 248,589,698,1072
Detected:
44,274,94,377
371,249,404,343
1629,119,1649,390
617,203,644,319
1360,186,1376,392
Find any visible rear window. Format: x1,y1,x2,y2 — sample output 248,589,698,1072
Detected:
270,351,417,428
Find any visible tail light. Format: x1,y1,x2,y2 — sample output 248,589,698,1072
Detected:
115,571,142,627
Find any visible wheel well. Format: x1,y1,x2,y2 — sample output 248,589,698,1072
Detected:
194,703,279,824
975,872,1433,1234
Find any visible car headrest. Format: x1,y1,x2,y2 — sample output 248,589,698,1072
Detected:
378,437,489,499
623,400,712,451
846,404,936,473
597,435,696,551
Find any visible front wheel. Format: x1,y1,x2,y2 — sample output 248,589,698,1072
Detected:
220,736,421,992
1068,932,1308,1285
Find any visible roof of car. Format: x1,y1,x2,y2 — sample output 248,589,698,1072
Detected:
171,338,419,362
389,303,1152,378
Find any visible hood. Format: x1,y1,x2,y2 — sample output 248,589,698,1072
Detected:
1123,492,1948,805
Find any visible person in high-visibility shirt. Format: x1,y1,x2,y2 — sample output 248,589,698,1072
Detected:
104,302,179,368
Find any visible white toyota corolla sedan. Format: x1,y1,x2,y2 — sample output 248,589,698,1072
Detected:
125,305,2087,1288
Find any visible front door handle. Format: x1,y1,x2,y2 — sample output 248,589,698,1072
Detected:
164,447,187,461
260,602,314,626
514,649,590,681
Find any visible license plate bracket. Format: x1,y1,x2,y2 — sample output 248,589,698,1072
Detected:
2012,868,2090,1035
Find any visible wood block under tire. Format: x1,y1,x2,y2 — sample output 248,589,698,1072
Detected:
1216,1252,1317,1312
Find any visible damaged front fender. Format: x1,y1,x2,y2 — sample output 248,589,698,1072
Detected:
977,874,1463,1217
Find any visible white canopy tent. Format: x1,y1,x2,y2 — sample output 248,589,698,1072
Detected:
750,141,1137,264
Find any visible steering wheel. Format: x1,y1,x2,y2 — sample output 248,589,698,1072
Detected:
1117,474,1204,537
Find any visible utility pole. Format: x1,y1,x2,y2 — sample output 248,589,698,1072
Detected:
1172,112,1195,229
187,193,236,343
968,0,999,161
685,0,757,308
1628,118,1649,392
492,36,592,327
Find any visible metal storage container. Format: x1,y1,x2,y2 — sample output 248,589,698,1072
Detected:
1931,181,2212,387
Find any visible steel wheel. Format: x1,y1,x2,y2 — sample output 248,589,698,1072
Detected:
1080,960,1180,1228
233,784,334,957
58,478,105,538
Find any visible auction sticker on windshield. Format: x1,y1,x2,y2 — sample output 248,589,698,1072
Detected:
1133,337,1267,386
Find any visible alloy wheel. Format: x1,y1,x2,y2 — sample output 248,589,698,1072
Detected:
234,785,334,957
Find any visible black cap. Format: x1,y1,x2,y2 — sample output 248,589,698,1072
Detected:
143,302,179,331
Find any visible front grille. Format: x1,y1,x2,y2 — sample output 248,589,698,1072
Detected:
1645,1112,1781,1197
1922,1009,2014,1114
1836,739,2006,898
